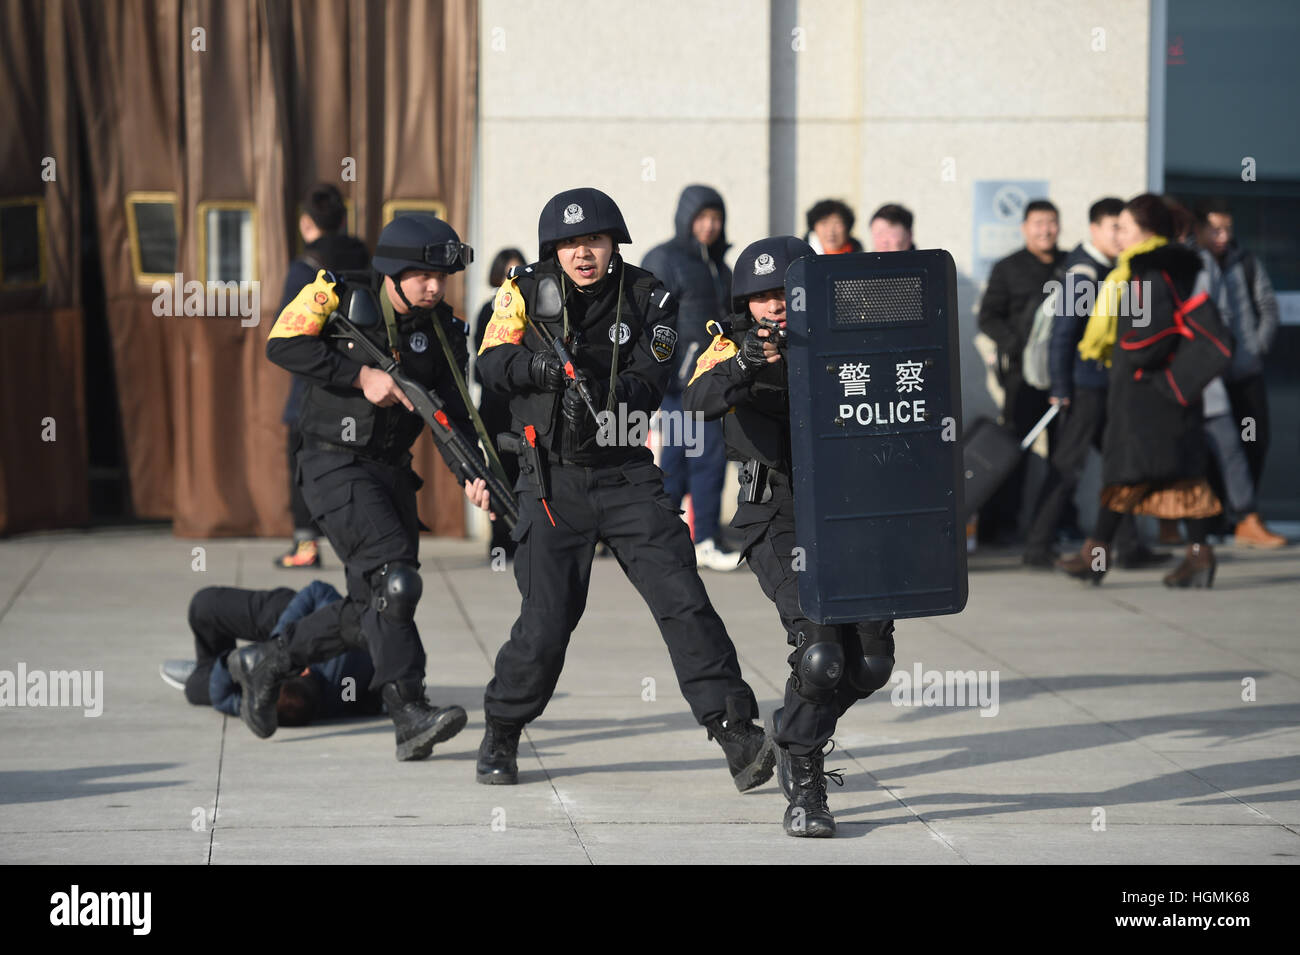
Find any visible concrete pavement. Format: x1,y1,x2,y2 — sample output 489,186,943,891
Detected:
1,526,1298,864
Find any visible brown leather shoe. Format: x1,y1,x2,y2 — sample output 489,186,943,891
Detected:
1057,539,1109,585
1234,513,1286,550
1163,543,1216,588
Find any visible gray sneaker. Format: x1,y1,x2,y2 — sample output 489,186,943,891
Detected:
160,660,197,691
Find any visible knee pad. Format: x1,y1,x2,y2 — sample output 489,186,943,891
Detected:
790,632,845,704
843,620,896,695
371,561,422,623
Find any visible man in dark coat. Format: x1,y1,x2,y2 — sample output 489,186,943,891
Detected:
641,185,739,570
977,199,1067,543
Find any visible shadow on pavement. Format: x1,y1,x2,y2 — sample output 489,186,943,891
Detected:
0,763,182,805
834,754,1300,834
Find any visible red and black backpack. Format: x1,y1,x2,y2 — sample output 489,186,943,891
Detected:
1118,271,1232,406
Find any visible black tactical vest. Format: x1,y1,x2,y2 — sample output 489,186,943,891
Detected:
507,259,664,461
297,296,461,463
718,331,793,473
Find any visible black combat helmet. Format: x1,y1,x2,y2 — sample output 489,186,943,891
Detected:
537,187,632,260
371,213,474,278
730,235,815,315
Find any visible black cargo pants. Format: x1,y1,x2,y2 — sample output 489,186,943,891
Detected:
185,586,296,705
278,448,425,688
735,477,896,756
483,454,758,726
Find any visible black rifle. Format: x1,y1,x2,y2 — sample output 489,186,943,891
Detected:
523,318,601,424
325,303,520,530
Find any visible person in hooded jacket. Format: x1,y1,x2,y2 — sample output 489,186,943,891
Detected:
473,187,775,794
684,236,897,838
641,185,740,571
234,214,493,762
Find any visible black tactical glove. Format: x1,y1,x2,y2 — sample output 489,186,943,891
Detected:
733,327,772,378
528,350,567,392
561,377,606,432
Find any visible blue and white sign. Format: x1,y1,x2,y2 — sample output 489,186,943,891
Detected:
972,179,1049,282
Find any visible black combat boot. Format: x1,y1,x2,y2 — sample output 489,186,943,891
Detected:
771,707,793,800
380,680,468,761
476,717,523,784
227,638,294,739
706,696,776,793
783,743,843,838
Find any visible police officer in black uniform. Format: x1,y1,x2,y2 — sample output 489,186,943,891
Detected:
474,187,774,792
684,236,897,837
233,213,489,761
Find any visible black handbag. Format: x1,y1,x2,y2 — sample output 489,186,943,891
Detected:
1118,270,1232,407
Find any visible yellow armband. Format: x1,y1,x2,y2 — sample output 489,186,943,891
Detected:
688,333,738,385
478,278,528,354
268,270,339,340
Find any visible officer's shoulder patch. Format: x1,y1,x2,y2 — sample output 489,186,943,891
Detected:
651,324,677,363
688,333,738,385
450,315,469,336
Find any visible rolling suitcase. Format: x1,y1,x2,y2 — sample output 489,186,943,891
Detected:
960,404,1059,520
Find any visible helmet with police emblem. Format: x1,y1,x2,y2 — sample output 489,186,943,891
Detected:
537,187,632,260
372,213,474,277
730,235,815,315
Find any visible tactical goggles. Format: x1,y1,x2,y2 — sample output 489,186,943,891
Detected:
378,241,475,268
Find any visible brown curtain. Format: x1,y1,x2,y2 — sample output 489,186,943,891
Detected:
3,0,479,538
0,0,88,535
168,0,478,537
67,0,184,521
374,0,478,536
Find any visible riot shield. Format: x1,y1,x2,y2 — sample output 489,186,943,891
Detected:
785,250,967,623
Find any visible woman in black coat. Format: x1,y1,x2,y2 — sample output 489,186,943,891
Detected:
1059,194,1224,587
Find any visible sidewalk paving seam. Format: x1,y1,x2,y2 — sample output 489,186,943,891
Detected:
433,557,596,864
207,716,228,864
0,539,53,624
926,613,1297,832
831,745,973,862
